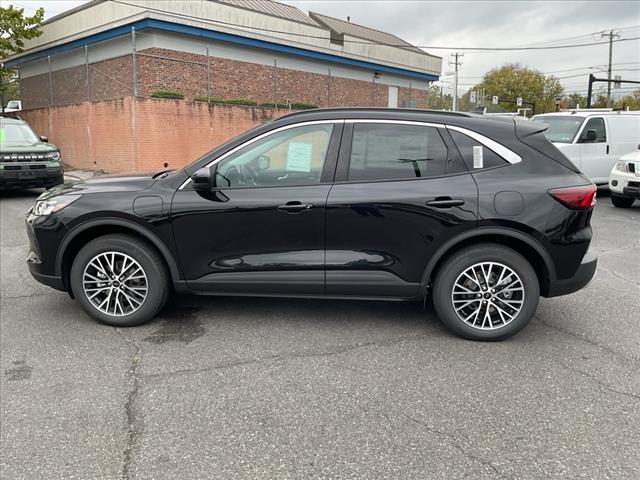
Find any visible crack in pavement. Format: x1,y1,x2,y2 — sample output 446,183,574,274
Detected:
404,414,512,480
144,333,429,381
116,329,143,480
559,363,640,403
534,315,639,365
591,240,639,256
599,266,640,288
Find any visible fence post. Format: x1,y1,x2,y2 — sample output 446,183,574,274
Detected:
48,55,54,105
85,45,90,101
327,67,331,107
206,46,211,104
273,58,278,108
131,27,138,97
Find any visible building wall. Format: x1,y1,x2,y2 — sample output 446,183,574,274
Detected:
20,46,427,110
17,1,440,78
18,97,295,173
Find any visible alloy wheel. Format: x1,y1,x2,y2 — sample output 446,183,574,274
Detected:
82,252,148,317
451,262,525,330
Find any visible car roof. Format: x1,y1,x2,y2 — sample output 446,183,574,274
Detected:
0,115,25,124
534,110,640,118
272,107,520,130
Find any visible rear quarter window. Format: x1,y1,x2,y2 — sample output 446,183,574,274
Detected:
449,130,509,170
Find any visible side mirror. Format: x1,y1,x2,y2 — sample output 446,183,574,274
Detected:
39,135,48,143
191,167,213,191
582,129,597,143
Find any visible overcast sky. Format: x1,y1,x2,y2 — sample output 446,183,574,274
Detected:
9,0,640,97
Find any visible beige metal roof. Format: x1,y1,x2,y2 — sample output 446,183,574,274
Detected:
309,12,427,55
213,0,320,26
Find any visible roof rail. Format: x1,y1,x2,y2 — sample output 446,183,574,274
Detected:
279,107,472,119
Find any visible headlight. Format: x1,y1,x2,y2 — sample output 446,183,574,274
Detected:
33,194,81,216
614,161,629,173
45,151,61,162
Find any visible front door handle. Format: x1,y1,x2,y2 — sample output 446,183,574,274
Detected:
426,197,465,208
277,201,313,213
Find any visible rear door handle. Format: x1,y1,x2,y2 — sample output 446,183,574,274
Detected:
426,198,465,208
277,201,313,213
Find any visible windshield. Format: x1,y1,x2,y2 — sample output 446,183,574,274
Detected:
531,115,584,143
0,121,39,146
6,101,20,109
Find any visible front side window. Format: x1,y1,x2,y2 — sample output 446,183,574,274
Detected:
578,118,606,143
348,123,448,182
449,130,509,170
215,123,334,188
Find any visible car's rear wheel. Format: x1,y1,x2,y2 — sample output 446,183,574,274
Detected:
611,194,635,208
433,244,539,341
70,234,170,327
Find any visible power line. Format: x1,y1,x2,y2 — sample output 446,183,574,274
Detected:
110,0,640,52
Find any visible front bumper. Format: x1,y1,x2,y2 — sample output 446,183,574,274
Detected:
609,169,640,198
25,212,69,292
0,166,63,189
546,251,597,297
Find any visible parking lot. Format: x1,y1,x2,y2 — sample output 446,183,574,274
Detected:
1,189,638,479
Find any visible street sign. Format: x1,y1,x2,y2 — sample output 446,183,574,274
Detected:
516,97,523,107
470,91,476,103
614,75,622,89
492,96,499,105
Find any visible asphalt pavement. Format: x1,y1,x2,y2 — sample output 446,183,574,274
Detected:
1,188,639,480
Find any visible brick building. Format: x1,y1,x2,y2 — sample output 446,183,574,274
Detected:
6,0,441,109
4,0,442,173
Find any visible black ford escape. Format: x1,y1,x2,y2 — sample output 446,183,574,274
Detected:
26,109,597,340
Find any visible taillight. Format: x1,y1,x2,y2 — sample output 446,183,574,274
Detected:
548,184,597,210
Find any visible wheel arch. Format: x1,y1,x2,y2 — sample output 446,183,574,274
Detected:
421,227,556,297
56,218,181,292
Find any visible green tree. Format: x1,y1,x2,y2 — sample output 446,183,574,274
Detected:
0,4,44,110
472,63,564,114
616,89,640,110
562,93,587,110
425,84,452,110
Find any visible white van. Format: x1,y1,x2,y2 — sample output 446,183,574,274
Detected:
531,110,640,185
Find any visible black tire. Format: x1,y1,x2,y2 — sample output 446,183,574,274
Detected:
70,234,170,327
432,244,539,341
611,195,635,208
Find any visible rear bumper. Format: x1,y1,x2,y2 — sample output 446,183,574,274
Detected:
545,251,597,297
0,167,63,189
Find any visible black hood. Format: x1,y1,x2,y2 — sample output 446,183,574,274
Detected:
40,172,157,199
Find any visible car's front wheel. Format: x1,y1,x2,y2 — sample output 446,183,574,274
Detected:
432,244,539,341
611,194,635,208
70,234,170,327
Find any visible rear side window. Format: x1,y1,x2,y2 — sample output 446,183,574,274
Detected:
449,130,509,170
348,123,448,182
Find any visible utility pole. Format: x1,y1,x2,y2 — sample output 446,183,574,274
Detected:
449,52,463,111
598,30,620,107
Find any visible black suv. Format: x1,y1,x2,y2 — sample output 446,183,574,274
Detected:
26,109,597,340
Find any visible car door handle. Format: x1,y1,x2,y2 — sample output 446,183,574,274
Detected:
277,201,313,213
426,198,465,208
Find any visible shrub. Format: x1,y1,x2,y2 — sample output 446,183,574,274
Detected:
150,90,184,99
290,102,318,110
259,101,277,108
194,96,226,104
224,98,258,106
